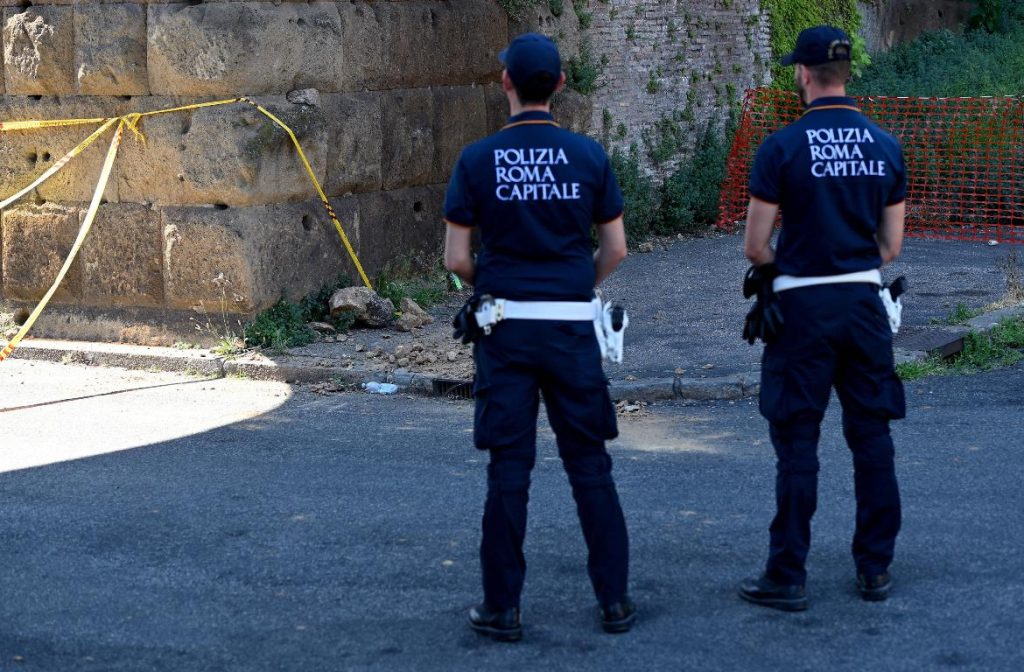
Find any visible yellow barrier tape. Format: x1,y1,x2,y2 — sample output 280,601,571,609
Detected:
0,120,125,363
0,96,374,362
0,118,118,211
241,97,373,290
0,117,109,132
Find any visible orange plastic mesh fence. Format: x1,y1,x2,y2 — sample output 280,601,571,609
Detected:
718,87,1024,244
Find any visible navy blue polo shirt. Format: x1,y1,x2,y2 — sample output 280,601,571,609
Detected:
444,110,624,301
749,96,907,276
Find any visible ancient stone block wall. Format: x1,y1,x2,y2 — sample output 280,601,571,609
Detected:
858,0,973,54
0,0,538,342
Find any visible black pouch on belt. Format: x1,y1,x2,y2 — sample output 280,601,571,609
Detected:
742,263,783,345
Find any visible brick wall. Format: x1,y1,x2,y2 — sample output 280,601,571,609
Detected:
582,0,771,173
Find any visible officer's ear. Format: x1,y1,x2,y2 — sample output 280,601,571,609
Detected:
502,70,515,93
554,72,567,95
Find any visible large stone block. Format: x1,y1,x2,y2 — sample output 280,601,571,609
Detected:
482,83,510,135
1,203,84,302
551,89,594,135
148,3,346,97
75,4,149,96
117,96,328,207
81,203,163,307
381,88,434,191
0,96,128,203
322,92,383,196
509,3,581,61
339,1,506,90
3,7,75,95
355,185,445,275
431,86,488,184
161,198,357,313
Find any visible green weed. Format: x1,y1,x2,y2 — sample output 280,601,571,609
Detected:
898,315,1024,379
931,302,982,326
244,299,317,350
375,260,451,310
896,357,947,381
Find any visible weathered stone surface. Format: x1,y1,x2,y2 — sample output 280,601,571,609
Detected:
147,3,345,96
430,86,488,184
329,286,395,328
75,4,149,95
81,204,163,307
118,96,328,207
510,3,581,63
381,89,434,191
354,184,445,275
482,83,510,135
1,203,84,302
394,296,433,332
161,198,355,313
860,0,972,53
287,88,321,107
0,97,128,203
322,92,383,196
551,89,593,135
3,7,75,95
338,1,506,91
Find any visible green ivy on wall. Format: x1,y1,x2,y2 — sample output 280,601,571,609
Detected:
762,0,870,86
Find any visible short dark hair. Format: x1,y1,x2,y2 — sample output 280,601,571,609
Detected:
514,72,559,105
807,60,851,87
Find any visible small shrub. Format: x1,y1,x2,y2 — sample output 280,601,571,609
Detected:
375,262,450,310
497,0,539,21
655,113,736,236
850,18,1024,97
300,274,354,330
566,40,604,95
610,144,658,246
244,299,317,350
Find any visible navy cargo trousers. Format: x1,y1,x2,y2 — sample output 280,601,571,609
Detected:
472,319,629,610
759,283,905,586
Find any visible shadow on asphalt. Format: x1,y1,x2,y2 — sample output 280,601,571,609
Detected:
0,360,1022,671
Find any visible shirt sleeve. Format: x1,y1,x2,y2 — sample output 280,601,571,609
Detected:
443,150,476,227
887,143,908,205
594,152,625,223
748,136,782,204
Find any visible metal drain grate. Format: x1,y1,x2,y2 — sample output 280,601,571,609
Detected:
433,378,474,399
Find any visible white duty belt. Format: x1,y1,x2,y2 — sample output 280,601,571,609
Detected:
772,269,904,334
773,269,882,293
473,296,629,363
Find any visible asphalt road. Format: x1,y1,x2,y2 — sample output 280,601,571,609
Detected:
0,359,1022,671
601,234,1010,380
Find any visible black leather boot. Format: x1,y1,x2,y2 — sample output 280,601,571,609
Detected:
468,604,522,642
599,598,637,633
739,574,809,612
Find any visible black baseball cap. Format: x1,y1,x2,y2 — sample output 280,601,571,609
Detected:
500,32,562,98
781,26,852,66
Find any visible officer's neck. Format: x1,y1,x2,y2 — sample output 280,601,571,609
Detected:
803,84,849,106
509,101,552,117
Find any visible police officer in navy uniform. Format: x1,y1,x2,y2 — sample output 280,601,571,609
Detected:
739,26,907,611
443,33,635,641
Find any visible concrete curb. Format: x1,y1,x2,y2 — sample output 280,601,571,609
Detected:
9,303,1020,402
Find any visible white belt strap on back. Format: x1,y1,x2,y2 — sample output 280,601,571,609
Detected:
772,269,902,334
474,296,628,363
879,290,903,334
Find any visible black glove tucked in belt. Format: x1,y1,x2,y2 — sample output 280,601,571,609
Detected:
452,296,483,345
742,263,783,345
